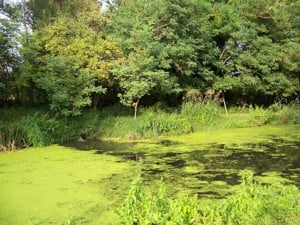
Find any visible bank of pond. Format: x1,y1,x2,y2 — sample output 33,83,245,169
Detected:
0,125,299,224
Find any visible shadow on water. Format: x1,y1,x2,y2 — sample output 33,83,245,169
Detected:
61,137,300,198
61,139,147,161
188,139,300,185
61,139,134,153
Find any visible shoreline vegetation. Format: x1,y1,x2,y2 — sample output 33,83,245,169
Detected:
1,0,300,223
118,173,300,225
1,102,299,151
1,103,299,224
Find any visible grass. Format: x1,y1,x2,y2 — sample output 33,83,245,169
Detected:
1,103,299,150
0,107,100,150
97,102,300,139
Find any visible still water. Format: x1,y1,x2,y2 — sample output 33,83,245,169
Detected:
68,126,300,198
0,126,299,224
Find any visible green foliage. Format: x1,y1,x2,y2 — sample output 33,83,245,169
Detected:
218,113,251,129
145,112,192,137
1,103,299,151
98,103,300,139
181,101,221,131
18,0,121,115
269,104,300,125
246,106,271,126
0,110,59,150
0,4,21,103
98,107,191,139
2,0,300,111
0,107,100,151
19,113,58,147
109,0,180,115
39,55,105,116
118,173,300,225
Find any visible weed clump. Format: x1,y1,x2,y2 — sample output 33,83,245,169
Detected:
118,172,300,225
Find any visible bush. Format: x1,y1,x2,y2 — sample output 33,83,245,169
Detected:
246,106,271,126
19,113,59,147
118,173,300,225
269,104,300,125
0,107,100,151
181,101,221,131
98,109,192,139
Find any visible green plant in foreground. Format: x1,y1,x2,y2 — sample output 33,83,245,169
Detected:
118,172,300,225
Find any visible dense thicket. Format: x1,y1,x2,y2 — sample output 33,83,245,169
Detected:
0,0,299,115
118,174,300,225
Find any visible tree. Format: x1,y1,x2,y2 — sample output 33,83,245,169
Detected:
211,0,299,105
39,55,105,115
113,51,175,119
109,0,179,118
18,0,121,115
0,3,21,103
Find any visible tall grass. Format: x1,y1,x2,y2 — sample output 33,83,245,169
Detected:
0,107,100,151
180,101,221,131
97,104,194,139
98,102,300,139
118,173,300,225
98,102,223,139
1,103,299,150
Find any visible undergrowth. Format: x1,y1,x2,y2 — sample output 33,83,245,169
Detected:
118,172,300,225
0,107,99,151
98,102,300,139
1,103,299,150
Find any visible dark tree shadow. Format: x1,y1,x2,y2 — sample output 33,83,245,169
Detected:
60,139,135,153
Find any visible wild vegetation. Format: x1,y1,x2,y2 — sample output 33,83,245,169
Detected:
1,103,299,150
0,1,299,224
118,173,300,225
0,0,299,115
1,0,299,147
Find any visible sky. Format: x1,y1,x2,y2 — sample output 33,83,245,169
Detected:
1,0,108,11
3,0,21,5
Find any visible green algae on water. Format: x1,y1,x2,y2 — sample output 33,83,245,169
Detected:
0,145,138,225
0,125,299,224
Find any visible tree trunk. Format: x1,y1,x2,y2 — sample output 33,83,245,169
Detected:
133,99,139,120
223,92,228,115
92,94,100,110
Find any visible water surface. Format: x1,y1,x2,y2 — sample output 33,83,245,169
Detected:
0,125,299,224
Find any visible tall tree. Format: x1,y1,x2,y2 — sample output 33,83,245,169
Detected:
0,3,21,104
109,0,179,117
18,0,121,115
212,0,299,104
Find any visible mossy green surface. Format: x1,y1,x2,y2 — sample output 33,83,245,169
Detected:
0,125,299,224
0,146,137,225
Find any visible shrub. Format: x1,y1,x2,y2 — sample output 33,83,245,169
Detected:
19,113,58,147
117,173,300,225
269,104,300,125
246,106,271,126
0,108,100,150
181,101,221,131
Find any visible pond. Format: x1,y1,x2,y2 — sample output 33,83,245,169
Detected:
0,125,299,224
